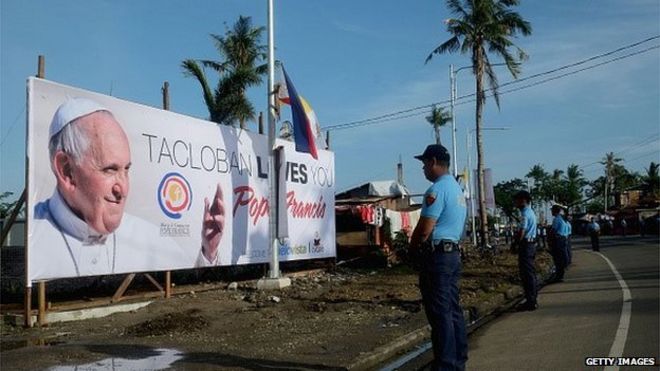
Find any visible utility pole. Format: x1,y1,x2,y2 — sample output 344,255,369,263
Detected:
258,0,291,290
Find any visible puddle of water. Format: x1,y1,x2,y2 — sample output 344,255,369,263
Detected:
47,348,184,371
0,338,65,352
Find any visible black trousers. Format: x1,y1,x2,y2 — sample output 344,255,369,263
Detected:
551,237,569,279
517,241,537,305
590,233,600,251
419,250,467,371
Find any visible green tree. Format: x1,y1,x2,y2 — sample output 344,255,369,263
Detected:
427,0,531,247
562,164,587,208
599,152,622,210
642,161,660,199
589,160,640,210
182,16,267,127
547,169,564,201
494,178,525,219
525,164,549,200
0,191,17,219
425,105,452,145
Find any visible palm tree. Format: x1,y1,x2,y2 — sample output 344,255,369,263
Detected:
600,152,622,211
182,16,267,127
526,164,548,197
642,161,660,199
426,105,452,144
564,164,586,208
426,0,531,247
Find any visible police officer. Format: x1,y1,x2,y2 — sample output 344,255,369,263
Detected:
549,205,569,283
588,218,601,251
565,212,573,266
410,144,468,371
513,191,538,311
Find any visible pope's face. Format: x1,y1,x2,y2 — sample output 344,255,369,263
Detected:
65,112,131,234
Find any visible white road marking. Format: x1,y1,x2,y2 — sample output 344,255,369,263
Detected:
595,251,632,371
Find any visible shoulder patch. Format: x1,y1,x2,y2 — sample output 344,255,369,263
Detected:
425,192,437,206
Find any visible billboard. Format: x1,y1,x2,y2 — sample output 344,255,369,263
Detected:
26,78,335,282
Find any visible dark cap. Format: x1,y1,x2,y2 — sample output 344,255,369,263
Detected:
513,190,532,202
414,144,450,162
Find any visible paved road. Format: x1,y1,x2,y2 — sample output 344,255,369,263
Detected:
395,236,659,371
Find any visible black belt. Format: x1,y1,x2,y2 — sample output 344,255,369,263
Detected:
423,240,459,253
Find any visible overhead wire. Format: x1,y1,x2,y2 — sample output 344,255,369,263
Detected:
323,36,660,131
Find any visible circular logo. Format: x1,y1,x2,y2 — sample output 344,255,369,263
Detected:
158,172,193,219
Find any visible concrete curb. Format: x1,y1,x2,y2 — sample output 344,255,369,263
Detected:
346,293,518,371
2,301,152,326
346,325,431,371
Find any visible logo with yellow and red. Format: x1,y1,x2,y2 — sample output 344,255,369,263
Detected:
158,172,192,219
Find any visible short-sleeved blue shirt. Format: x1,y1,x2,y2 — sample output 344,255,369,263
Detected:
552,215,570,237
420,174,467,242
519,206,537,240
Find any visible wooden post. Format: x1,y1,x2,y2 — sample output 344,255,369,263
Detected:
25,55,45,327
112,273,136,303
24,287,32,328
165,272,172,298
37,55,45,80
162,81,170,110
326,130,330,149
37,281,46,326
36,56,47,324
162,81,172,299
258,112,264,134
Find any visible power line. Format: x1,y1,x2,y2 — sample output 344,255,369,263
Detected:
624,150,660,164
0,108,26,146
327,44,659,131
580,133,659,171
323,36,660,131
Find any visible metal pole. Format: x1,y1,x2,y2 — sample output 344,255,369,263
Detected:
467,130,477,246
449,64,457,176
266,0,280,279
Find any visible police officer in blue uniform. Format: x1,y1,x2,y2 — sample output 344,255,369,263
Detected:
565,212,573,266
513,191,538,311
549,204,570,283
410,144,468,371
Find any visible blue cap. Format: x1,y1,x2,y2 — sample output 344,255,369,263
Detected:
414,144,450,162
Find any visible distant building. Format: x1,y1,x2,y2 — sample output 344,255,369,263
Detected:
335,180,414,211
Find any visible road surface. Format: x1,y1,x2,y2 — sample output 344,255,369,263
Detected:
393,236,659,371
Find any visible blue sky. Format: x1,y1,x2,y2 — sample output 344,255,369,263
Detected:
2,0,659,199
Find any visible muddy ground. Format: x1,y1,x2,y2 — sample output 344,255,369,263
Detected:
0,249,552,370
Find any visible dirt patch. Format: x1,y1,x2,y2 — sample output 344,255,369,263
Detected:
125,308,209,337
0,247,553,370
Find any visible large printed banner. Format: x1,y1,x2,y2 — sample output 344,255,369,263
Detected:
27,78,335,282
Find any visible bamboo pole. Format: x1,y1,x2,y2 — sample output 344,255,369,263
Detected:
162,81,172,299
25,55,45,327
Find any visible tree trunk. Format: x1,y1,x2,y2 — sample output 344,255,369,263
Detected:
435,125,441,145
475,47,489,248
